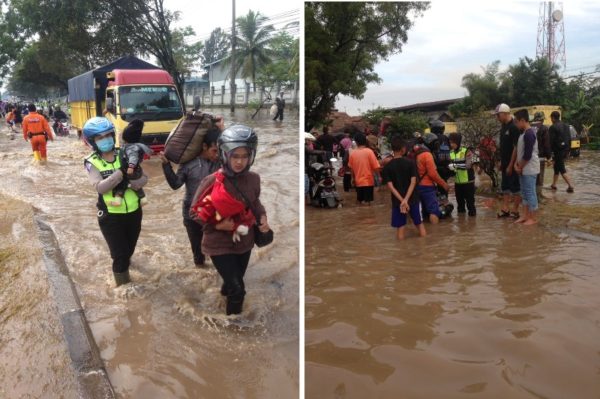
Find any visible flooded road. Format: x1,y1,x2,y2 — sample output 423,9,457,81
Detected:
0,109,299,398
306,152,600,398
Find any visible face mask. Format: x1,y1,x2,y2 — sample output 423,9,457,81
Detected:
96,136,114,152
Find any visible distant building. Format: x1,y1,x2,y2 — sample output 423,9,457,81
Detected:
182,76,209,107
199,57,298,108
389,98,463,122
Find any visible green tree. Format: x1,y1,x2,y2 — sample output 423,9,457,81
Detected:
1,0,137,96
362,107,428,139
171,26,204,78
305,2,429,131
231,10,275,92
201,27,230,65
256,31,298,90
501,57,560,107
251,31,299,119
449,61,506,116
385,112,428,140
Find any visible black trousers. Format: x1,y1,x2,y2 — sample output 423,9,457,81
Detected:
343,174,352,192
183,218,205,265
455,182,476,213
98,208,142,273
211,251,252,303
273,109,284,121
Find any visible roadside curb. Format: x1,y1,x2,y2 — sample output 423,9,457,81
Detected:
35,217,116,399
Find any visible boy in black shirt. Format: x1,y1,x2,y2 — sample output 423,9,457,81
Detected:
382,135,426,240
495,103,522,218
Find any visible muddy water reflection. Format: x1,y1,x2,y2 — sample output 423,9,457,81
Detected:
0,111,298,398
306,153,600,399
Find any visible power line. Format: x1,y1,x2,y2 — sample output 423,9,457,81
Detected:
562,63,600,73
191,9,300,43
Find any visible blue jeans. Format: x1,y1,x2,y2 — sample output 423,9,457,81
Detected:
519,174,538,211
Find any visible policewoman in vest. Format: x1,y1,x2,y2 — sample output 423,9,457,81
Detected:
448,133,476,216
83,117,148,287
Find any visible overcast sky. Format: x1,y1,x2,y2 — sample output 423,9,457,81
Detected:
165,0,299,45
334,1,600,116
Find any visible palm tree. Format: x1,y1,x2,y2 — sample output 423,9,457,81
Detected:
233,10,275,92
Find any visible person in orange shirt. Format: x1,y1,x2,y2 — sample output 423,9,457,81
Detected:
22,103,53,164
413,133,450,224
348,133,381,205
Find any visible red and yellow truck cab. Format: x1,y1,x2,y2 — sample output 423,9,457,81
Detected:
68,56,184,152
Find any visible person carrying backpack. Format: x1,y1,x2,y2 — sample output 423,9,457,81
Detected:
548,111,575,193
531,112,552,194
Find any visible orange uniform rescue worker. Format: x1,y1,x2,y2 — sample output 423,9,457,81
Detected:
22,103,53,163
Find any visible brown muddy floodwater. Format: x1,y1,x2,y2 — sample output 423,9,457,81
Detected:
0,109,299,398
306,152,600,399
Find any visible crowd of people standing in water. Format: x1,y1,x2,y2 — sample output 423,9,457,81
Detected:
306,103,577,238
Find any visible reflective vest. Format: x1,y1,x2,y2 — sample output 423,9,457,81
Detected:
85,151,140,214
450,147,474,184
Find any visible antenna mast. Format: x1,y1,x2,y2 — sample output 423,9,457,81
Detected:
536,2,566,70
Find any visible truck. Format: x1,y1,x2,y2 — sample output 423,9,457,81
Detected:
68,55,184,152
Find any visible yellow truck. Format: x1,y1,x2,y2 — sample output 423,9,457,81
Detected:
68,56,183,152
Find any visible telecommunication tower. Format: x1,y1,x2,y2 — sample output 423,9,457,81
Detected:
536,2,566,70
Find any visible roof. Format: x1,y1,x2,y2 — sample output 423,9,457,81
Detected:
68,56,161,102
108,69,174,86
389,98,464,113
184,77,209,84
202,57,228,69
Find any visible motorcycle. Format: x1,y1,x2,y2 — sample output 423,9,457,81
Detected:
308,161,342,208
437,192,454,219
54,118,70,136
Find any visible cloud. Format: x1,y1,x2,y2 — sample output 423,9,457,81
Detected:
336,1,600,115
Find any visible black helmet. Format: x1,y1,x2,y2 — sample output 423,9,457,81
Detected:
218,124,258,175
429,119,445,134
422,132,438,146
448,132,462,147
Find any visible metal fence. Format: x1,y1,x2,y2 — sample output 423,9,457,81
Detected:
183,82,299,109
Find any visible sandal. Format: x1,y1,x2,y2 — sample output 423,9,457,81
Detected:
510,212,520,219
497,210,511,218
550,185,557,190
567,187,574,193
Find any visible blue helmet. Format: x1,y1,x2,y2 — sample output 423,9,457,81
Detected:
82,117,115,151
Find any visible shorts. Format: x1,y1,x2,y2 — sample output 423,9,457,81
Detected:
553,150,568,175
417,185,441,218
391,203,422,228
356,186,374,203
519,174,538,211
501,169,520,194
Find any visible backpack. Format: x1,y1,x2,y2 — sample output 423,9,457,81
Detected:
164,111,217,164
535,124,552,158
553,122,571,152
436,134,451,166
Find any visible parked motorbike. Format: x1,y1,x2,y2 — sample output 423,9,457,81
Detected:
308,162,342,208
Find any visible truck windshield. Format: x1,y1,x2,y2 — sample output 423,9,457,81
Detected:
118,86,183,122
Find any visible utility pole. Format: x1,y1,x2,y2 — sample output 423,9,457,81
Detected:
230,0,236,113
